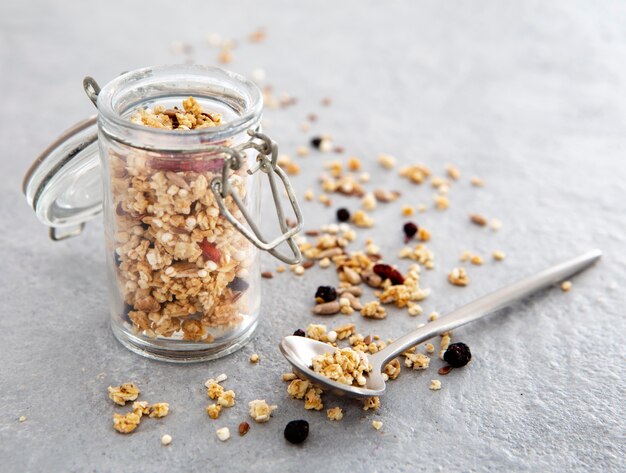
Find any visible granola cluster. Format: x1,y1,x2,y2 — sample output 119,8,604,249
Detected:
108,383,169,434
111,97,256,341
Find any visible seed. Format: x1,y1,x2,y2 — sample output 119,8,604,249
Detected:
312,300,341,315
469,214,487,226
443,342,472,368
293,329,306,337
261,271,274,278
310,137,323,149
315,286,337,303
250,354,260,363
238,421,250,436
373,264,405,285
284,420,309,444
403,222,418,240
302,260,315,269
336,208,351,222
342,266,361,285
438,366,453,376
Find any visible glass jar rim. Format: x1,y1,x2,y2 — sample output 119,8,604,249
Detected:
97,64,264,149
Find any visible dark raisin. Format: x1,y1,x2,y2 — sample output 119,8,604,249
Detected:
228,277,249,292
122,303,133,322
114,253,122,267
315,286,337,303
284,420,309,444
373,263,405,285
443,342,472,368
293,329,306,337
310,137,323,149
403,222,418,240
336,208,350,222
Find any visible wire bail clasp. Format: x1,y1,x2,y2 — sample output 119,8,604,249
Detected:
210,130,303,265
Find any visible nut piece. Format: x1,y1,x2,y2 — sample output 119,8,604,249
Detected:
448,267,470,286
429,380,442,390
372,420,383,430
404,352,430,370
363,396,380,411
383,359,401,380
378,153,396,169
108,383,140,406
238,421,250,436
216,427,231,442
248,399,277,423
493,250,506,261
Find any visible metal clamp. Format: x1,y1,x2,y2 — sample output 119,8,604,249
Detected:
210,130,303,265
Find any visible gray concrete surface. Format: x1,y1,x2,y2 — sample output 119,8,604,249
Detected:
1,1,625,472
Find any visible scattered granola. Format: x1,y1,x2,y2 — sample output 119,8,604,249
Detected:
561,281,572,292
108,383,140,406
429,380,442,390
493,250,506,261
448,267,470,286
371,420,383,430
327,407,344,421
18,416,26,423
113,412,142,434
161,434,173,445
250,353,260,363
207,404,222,419
378,153,396,169
361,300,387,319
248,399,277,423
149,402,170,418
312,347,371,386
216,427,231,441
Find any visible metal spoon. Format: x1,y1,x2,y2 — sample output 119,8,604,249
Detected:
279,249,602,398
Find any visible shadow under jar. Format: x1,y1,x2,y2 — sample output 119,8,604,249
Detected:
23,65,303,362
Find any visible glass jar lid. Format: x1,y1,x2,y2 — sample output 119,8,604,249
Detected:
22,115,102,238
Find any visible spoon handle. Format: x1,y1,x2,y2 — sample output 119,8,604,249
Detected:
370,249,602,367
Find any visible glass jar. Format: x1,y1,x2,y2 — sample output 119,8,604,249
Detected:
23,65,303,362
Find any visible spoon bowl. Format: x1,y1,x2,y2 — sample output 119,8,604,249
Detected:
279,249,602,399
279,335,386,398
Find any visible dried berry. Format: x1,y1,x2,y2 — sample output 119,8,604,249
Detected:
443,342,472,368
199,239,221,263
373,264,405,285
315,286,337,303
114,252,122,267
403,222,418,241
336,208,350,222
293,329,306,337
310,137,323,149
228,277,249,292
284,420,309,444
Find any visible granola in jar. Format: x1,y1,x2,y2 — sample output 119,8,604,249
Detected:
106,96,259,344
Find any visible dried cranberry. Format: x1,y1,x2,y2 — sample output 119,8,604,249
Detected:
373,264,405,285
310,137,323,149
284,420,309,444
315,286,337,303
199,239,221,263
403,222,418,241
228,277,249,292
443,342,472,368
336,208,350,222
293,329,306,337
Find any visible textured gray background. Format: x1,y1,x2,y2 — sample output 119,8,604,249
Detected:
1,1,625,472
